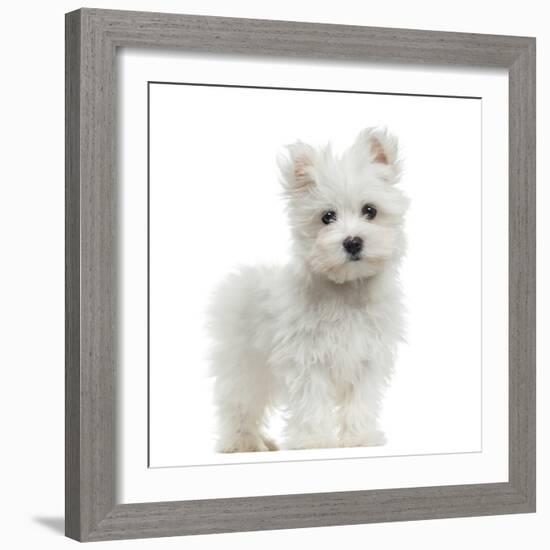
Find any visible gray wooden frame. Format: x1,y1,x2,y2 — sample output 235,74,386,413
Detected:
65,7,536,542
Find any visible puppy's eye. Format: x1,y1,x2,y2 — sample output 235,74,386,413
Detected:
321,210,337,225
362,204,377,220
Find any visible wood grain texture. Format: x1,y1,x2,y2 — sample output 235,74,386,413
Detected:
65,9,81,541
83,7,532,66
65,7,536,542
508,41,536,509
66,8,117,540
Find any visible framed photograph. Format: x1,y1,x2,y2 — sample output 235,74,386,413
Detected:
65,8,536,542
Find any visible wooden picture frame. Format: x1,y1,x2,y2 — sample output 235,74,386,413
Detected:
65,7,535,541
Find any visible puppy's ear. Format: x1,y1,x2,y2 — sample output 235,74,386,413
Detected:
278,141,317,191
356,127,398,164
352,127,401,182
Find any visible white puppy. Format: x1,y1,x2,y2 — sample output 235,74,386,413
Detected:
207,128,408,452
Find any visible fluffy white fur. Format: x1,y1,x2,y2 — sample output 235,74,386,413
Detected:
207,128,409,452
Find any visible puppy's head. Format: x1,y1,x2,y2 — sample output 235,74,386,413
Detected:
278,128,408,284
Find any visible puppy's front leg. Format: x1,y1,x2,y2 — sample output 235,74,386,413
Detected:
338,371,387,447
283,365,338,450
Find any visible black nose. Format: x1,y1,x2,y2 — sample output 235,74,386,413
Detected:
343,236,363,256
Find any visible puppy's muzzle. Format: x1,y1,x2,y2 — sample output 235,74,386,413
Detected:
343,236,363,260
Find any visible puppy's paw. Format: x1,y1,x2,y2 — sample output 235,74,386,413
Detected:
262,435,279,451
340,429,387,448
216,432,273,453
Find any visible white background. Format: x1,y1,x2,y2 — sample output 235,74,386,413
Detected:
0,0,547,549
148,78,484,467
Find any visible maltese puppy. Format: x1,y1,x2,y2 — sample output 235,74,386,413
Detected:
207,127,408,452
